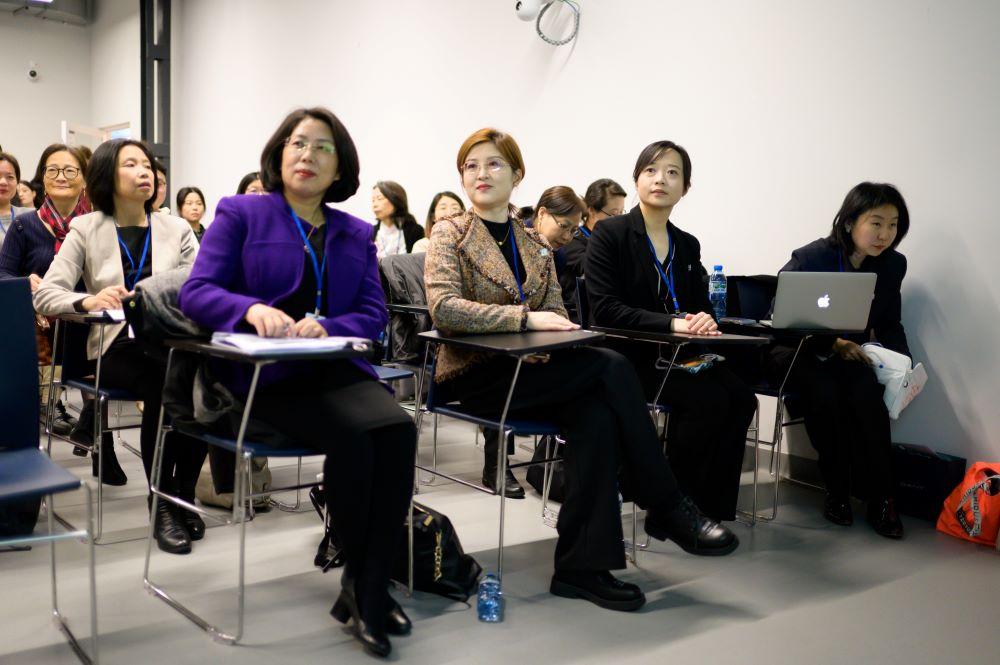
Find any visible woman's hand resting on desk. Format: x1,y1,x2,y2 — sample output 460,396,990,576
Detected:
672,311,721,336
526,311,579,331
245,303,295,338
81,285,129,312
833,338,871,364
292,317,328,338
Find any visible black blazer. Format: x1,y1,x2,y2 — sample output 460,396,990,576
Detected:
586,206,713,330
780,237,910,357
555,232,588,322
372,219,425,254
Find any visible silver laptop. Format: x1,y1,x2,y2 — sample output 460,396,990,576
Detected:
770,271,876,331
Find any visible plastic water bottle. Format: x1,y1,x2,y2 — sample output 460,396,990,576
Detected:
477,573,503,622
709,265,727,320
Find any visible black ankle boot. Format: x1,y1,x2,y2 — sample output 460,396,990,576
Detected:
482,428,525,499
331,577,391,657
153,499,192,555
91,435,127,486
177,496,205,541
867,497,904,539
69,403,95,456
52,400,78,438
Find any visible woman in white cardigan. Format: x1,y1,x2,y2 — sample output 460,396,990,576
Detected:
34,138,205,555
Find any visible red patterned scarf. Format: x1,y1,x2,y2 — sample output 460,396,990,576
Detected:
37,192,92,253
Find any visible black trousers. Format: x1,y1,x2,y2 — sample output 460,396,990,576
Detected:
631,355,756,522
251,365,416,623
100,339,206,498
772,349,893,500
442,347,684,572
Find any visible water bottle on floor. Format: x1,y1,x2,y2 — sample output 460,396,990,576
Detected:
709,265,727,321
477,572,504,622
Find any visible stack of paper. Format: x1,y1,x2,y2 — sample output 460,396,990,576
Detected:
211,332,371,356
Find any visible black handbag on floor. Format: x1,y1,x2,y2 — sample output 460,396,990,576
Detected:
0,497,41,537
390,502,482,602
526,435,566,503
892,443,967,520
311,488,481,601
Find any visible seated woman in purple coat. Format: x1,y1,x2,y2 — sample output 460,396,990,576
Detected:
178,107,416,659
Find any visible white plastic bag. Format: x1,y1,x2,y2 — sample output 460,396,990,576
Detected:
862,343,928,420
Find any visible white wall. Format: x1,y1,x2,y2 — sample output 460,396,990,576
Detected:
171,0,998,462
0,11,92,177
89,0,141,133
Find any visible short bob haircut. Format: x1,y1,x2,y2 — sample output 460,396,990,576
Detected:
176,186,206,214
236,171,261,195
828,182,910,253
632,140,692,193
0,151,21,184
33,143,89,205
85,139,158,216
259,107,360,203
456,128,525,182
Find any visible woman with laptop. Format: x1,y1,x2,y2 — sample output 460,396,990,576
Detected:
769,182,910,538
585,140,757,524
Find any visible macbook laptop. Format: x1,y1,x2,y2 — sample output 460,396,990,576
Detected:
768,271,876,331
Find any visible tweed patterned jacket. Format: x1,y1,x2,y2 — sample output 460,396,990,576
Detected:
424,208,568,382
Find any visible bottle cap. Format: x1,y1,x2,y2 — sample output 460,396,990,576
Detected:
713,265,723,271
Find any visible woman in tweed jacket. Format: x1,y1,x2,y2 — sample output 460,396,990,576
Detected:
424,128,738,614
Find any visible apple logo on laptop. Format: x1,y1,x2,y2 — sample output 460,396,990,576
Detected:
817,294,831,309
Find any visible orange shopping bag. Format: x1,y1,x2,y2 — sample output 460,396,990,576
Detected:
936,462,1000,547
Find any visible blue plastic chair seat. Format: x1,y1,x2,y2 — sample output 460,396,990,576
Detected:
431,405,561,436
195,432,318,459
375,365,414,382
0,448,81,502
64,379,138,402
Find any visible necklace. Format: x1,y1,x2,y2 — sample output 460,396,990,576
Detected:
496,225,511,246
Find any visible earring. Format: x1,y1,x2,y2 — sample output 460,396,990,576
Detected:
846,225,852,231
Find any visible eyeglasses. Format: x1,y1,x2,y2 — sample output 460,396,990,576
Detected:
284,137,337,158
553,217,580,237
44,166,81,180
462,158,509,176
600,208,623,218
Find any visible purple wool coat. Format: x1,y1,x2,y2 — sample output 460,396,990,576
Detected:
178,191,387,392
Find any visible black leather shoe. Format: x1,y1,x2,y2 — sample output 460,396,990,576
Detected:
823,494,853,526
69,405,95,453
385,598,412,636
52,400,78,438
91,437,127,486
179,507,206,541
482,465,526,499
550,569,645,611
645,496,739,556
153,500,192,555
867,498,904,539
331,583,392,658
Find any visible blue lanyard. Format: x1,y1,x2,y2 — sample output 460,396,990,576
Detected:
645,232,679,312
289,206,327,315
838,253,845,273
117,217,151,291
579,225,591,238
507,220,526,303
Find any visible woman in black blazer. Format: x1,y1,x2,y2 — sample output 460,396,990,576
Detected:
769,182,910,538
586,140,756,522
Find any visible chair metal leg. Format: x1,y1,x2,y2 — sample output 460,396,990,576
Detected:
495,358,524,584
270,457,309,512
144,354,263,645
48,486,99,664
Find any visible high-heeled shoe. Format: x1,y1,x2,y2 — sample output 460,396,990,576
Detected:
330,582,391,657
385,598,412,636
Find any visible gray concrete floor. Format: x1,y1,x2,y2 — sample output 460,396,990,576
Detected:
2,410,998,664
